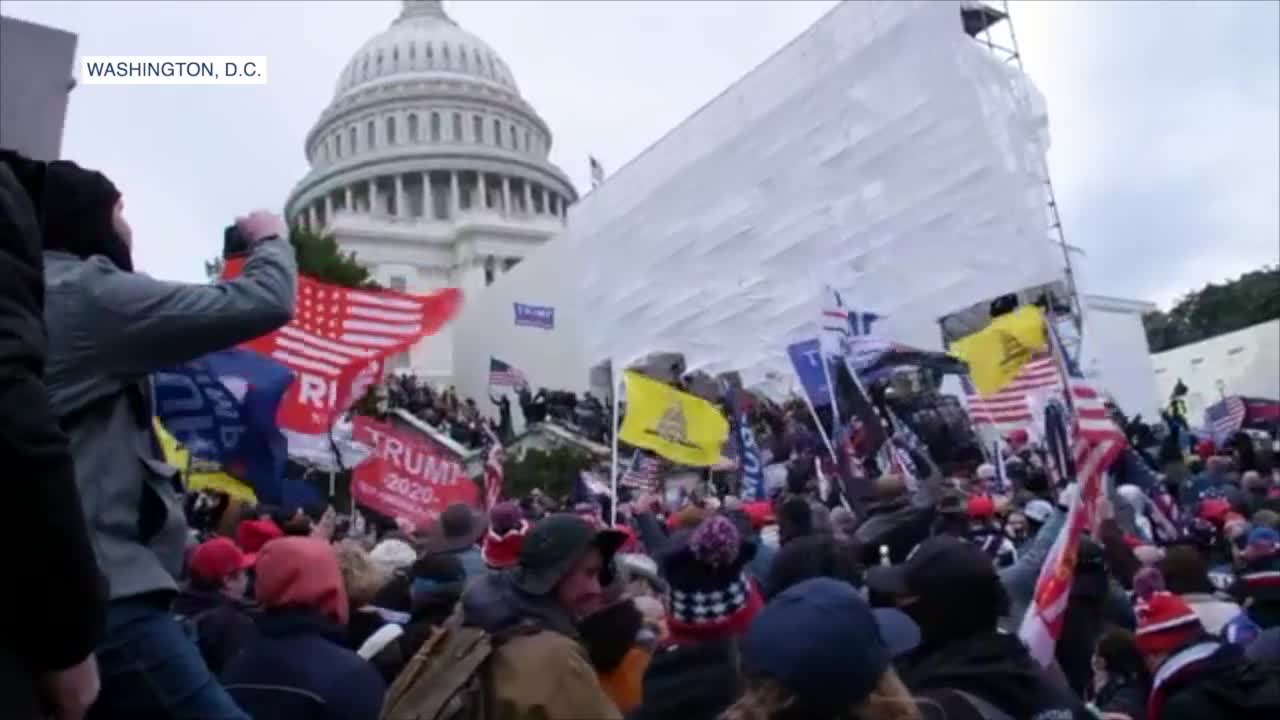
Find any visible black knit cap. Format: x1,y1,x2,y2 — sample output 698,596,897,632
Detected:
41,159,131,271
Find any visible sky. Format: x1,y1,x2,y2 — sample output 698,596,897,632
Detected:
3,0,1277,309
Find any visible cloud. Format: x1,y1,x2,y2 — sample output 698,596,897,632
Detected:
3,0,1275,309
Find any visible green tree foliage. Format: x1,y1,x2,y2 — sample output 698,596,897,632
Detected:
500,446,596,501
1143,265,1280,352
205,225,379,289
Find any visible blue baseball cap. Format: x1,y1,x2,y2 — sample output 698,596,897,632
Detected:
741,578,919,712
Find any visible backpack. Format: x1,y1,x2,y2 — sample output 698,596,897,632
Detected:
381,616,538,720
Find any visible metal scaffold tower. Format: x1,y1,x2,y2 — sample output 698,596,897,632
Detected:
962,1,1084,359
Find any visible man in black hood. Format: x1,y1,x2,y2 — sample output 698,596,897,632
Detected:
867,536,1092,720
0,150,107,720
36,155,296,719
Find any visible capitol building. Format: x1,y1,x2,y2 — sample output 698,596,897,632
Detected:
285,0,577,382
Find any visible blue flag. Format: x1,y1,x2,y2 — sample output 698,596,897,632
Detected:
725,385,765,501
154,349,294,504
787,339,830,408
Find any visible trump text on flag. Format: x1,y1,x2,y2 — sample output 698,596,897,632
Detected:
513,302,554,330
352,416,477,527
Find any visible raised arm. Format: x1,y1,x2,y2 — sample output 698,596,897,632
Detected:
86,213,296,375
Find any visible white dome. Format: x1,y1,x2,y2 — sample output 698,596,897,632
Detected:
285,0,576,235
334,0,519,99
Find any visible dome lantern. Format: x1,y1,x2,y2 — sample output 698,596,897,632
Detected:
397,0,452,24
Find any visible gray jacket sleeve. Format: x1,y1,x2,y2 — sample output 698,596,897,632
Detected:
84,236,296,375
1000,508,1066,608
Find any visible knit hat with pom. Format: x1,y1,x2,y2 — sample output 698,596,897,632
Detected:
1134,591,1203,656
661,515,761,643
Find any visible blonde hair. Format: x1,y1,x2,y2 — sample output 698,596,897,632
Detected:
334,539,392,607
721,668,921,720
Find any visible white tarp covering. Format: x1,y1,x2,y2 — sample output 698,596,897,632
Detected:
567,0,1061,387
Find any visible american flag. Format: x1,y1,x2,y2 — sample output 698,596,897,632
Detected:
483,442,505,509
224,259,461,450
1019,323,1125,666
619,449,661,491
1205,396,1247,446
963,354,1060,432
488,356,527,389
819,286,881,355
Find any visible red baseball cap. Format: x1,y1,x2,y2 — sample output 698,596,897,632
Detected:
966,495,996,519
189,537,255,583
237,518,284,553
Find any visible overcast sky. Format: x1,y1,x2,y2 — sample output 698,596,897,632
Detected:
4,0,1277,308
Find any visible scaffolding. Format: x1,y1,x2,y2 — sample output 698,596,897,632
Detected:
963,1,1084,359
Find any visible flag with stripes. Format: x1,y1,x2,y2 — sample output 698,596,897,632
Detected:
1019,323,1125,667
1204,396,1247,447
819,286,881,357
963,354,1061,433
222,258,461,460
619,449,662,491
489,356,527,389
484,442,505,509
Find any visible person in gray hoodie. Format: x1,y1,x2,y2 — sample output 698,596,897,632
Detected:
39,158,295,719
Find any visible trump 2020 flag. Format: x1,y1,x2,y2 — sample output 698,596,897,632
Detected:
724,385,765,500
154,348,293,504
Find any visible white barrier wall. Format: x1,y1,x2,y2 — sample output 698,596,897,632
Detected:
454,0,1068,410
567,0,1061,384
1152,320,1280,421
1080,295,1160,418
451,237,590,423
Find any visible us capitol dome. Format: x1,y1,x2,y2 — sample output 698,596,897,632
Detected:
285,0,577,381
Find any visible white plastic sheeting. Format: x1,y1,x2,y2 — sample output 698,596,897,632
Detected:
567,0,1062,387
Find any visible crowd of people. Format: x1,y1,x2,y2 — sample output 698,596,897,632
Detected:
5,148,1280,720
382,373,610,449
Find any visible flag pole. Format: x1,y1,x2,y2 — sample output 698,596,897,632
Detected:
609,361,622,527
799,390,838,463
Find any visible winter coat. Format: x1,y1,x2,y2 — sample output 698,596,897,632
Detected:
0,158,107,682
1180,592,1244,636
221,609,385,720
626,637,742,720
1056,567,1110,697
461,572,621,720
999,509,1068,629
42,236,294,602
1246,627,1280,664
1152,640,1280,720
172,586,257,674
1093,674,1147,720
852,496,935,565
901,630,1093,720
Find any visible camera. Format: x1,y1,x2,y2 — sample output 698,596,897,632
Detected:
223,224,251,260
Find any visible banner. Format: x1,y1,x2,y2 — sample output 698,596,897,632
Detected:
153,418,258,503
618,370,730,467
950,305,1048,396
514,302,555,329
221,257,461,461
351,417,478,527
787,339,830,407
154,348,293,502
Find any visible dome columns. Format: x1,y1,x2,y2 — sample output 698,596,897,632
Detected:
293,168,569,230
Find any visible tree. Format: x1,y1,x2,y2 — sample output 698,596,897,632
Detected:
1143,265,1280,352
205,225,379,289
501,446,596,501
